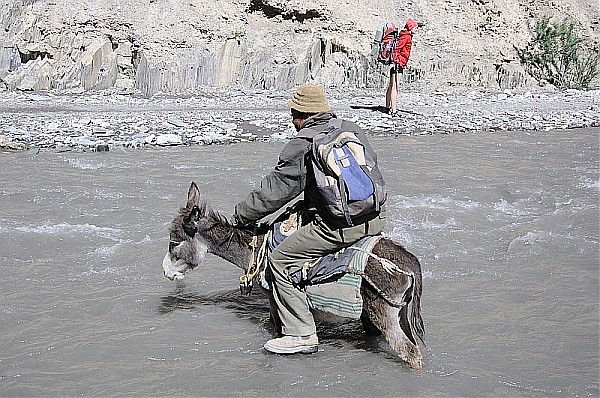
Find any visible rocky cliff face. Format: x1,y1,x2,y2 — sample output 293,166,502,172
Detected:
0,0,598,96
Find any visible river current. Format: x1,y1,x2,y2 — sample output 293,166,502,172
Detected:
0,128,598,397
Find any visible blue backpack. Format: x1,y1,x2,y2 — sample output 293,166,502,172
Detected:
302,119,387,226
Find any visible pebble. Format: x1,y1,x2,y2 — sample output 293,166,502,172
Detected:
0,87,598,152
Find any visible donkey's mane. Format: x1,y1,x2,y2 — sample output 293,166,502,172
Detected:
197,200,230,227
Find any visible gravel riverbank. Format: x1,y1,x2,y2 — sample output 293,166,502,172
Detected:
0,87,598,152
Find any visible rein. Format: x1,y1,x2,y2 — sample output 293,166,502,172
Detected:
239,233,268,295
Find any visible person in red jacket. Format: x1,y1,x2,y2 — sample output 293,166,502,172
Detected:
386,18,418,116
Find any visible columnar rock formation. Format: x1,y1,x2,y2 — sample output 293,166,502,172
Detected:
0,0,598,96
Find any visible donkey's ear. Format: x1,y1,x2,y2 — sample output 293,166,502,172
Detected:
187,181,200,208
183,205,199,237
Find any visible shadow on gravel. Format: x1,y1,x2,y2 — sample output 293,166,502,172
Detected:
350,104,390,113
350,104,423,116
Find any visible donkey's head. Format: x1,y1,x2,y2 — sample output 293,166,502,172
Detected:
162,182,209,280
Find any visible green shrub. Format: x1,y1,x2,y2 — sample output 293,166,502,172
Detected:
518,15,599,89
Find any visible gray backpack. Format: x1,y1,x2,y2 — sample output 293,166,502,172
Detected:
301,119,387,226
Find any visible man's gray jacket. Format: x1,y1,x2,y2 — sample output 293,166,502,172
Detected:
233,112,379,226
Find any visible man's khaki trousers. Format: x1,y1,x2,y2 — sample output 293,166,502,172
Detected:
269,215,385,336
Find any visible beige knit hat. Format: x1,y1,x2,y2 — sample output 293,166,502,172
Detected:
288,84,331,113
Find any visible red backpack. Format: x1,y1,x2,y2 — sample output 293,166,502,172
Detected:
371,22,399,65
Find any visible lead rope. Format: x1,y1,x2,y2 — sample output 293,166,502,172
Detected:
239,234,268,295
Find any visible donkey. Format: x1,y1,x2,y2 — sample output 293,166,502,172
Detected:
162,181,425,369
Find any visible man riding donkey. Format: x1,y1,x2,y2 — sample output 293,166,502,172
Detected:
231,84,387,354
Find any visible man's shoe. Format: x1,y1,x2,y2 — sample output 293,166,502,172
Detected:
264,334,319,354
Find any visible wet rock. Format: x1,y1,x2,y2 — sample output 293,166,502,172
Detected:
0,134,28,150
71,137,98,147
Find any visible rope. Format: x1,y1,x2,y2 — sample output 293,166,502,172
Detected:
239,234,268,291
345,244,414,309
347,266,408,309
348,246,413,277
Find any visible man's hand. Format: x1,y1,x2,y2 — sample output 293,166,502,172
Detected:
229,214,255,230
229,215,271,234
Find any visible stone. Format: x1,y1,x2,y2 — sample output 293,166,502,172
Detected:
156,133,183,146
80,41,118,91
0,88,598,151
0,134,28,150
167,117,186,127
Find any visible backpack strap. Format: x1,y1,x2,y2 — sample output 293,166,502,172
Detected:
334,155,353,225
327,118,343,131
296,127,320,139
296,118,343,139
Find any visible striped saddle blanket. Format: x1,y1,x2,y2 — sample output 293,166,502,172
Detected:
265,215,381,319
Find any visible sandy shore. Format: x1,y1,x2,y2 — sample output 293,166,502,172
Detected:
0,87,598,151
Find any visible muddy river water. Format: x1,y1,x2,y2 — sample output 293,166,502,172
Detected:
0,128,598,396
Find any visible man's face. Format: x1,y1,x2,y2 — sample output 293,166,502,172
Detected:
291,109,304,131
